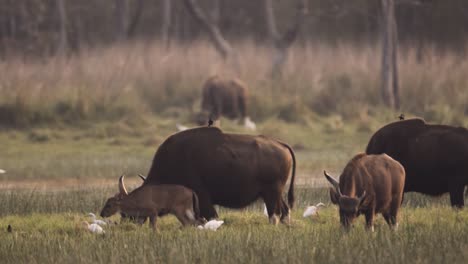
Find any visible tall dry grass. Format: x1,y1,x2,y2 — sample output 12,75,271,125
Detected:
0,40,467,128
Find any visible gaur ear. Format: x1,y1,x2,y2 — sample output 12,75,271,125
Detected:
329,187,339,204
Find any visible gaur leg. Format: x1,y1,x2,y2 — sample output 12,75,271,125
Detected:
383,213,398,230
262,188,282,225
149,215,158,230
449,181,465,208
174,210,193,227
364,210,375,232
279,198,291,225
197,191,218,220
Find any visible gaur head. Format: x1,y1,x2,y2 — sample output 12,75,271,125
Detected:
324,171,366,229
100,174,128,218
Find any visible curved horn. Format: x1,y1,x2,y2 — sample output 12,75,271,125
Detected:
138,174,146,182
118,174,128,196
324,170,342,196
358,190,366,203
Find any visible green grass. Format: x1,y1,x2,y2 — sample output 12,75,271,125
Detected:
0,188,466,264
0,115,377,182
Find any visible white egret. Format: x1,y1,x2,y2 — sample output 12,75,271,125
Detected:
197,220,224,231
303,202,326,218
176,123,189,132
88,213,108,226
244,117,256,131
82,221,105,234
0,169,6,174
263,203,268,217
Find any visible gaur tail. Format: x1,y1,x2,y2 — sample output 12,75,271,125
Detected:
192,191,201,220
277,140,296,209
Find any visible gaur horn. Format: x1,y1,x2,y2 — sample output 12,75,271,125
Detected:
118,174,128,196
358,191,366,203
323,170,342,196
138,174,146,181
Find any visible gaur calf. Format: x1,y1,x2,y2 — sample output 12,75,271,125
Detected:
324,153,405,231
100,175,203,229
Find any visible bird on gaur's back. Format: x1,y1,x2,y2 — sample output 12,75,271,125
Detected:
208,118,214,127
399,113,405,120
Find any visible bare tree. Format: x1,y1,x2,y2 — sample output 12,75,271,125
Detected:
115,0,128,41
264,0,308,77
161,0,171,48
127,0,144,38
56,0,68,56
183,0,239,73
381,0,400,109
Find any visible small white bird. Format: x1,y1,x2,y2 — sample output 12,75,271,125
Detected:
263,203,268,217
82,221,105,234
197,219,224,231
88,213,108,226
0,169,6,174
303,202,326,218
176,123,189,132
244,117,256,131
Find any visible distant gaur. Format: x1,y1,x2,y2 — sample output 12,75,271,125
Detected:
100,175,204,229
324,153,405,231
197,75,256,130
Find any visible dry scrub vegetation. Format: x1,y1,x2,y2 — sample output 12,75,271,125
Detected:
0,41,467,129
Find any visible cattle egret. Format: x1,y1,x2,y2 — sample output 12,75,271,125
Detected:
244,117,256,131
0,169,5,174
197,220,224,231
88,213,108,226
82,221,105,234
176,123,189,132
303,202,326,217
263,203,268,217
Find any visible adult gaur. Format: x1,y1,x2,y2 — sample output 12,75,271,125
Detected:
324,153,405,231
366,118,468,208
196,75,255,130
142,126,296,224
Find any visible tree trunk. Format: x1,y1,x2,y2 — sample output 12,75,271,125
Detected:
381,0,399,109
161,0,171,49
115,0,128,41
126,0,144,38
56,0,67,56
211,0,221,26
263,0,308,77
183,0,239,73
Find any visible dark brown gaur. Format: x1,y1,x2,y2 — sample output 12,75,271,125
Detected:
196,75,251,126
324,153,405,231
143,126,296,225
366,118,468,208
100,175,204,230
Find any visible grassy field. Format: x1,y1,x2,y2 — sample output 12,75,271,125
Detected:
1,41,468,263
0,188,466,264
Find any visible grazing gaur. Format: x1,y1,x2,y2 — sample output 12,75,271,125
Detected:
143,126,296,225
324,153,405,231
100,175,204,229
197,75,256,130
366,118,468,208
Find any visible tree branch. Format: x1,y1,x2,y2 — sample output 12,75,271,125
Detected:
183,0,232,59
